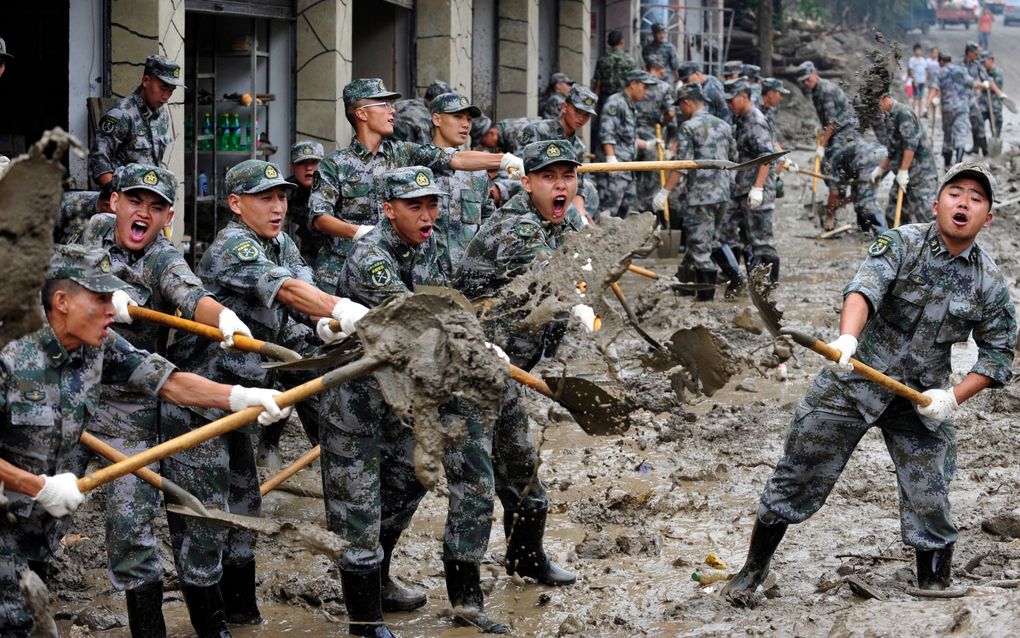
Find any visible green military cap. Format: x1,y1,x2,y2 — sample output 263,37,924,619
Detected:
723,77,750,100
795,60,816,81
470,114,494,146
723,60,744,75
430,92,482,117
678,61,701,81
645,53,666,70
522,140,581,174
980,51,995,61
343,78,401,106
0,37,13,62
291,140,325,163
115,163,178,205
550,72,574,86
144,54,185,88
625,70,657,85
651,22,666,33
424,80,453,101
940,162,996,206
46,245,127,293
674,82,704,103
567,84,598,115
761,77,790,95
965,41,980,54
225,159,296,195
379,166,447,200
743,64,761,80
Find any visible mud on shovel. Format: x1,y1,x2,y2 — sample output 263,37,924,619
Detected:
987,89,1003,159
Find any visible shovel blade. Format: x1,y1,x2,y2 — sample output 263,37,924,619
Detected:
542,375,631,435
990,138,1003,158
167,503,281,534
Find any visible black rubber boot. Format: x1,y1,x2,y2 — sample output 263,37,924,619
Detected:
504,509,576,586
380,532,427,611
943,151,953,168
721,516,789,607
694,269,718,302
674,259,696,297
711,245,747,298
340,567,397,638
916,543,954,590
444,560,509,634
221,560,262,625
181,584,232,638
125,580,167,638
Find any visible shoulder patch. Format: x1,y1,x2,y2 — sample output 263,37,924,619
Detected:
100,115,119,135
516,223,539,238
868,235,891,257
24,389,46,402
367,260,393,287
232,239,261,262
608,104,618,116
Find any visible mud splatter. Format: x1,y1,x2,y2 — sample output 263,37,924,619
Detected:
853,36,901,130
666,326,738,397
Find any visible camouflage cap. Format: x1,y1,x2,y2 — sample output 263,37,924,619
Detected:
522,140,581,174
723,60,745,75
761,77,790,95
939,161,996,205
470,114,494,146
651,22,666,33
0,37,12,62
430,92,482,117
675,82,704,103
645,53,666,69
46,245,127,293
678,61,702,80
795,60,816,81
723,77,750,100
938,52,952,62
425,80,454,101
225,160,296,195
550,72,574,85
965,41,980,54
291,140,325,163
980,51,995,61
625,70,657,85
743,64,761,80
143,55,185,88
379,166,447,200
115,163,177,205
343,78,401,105
567,84,598,115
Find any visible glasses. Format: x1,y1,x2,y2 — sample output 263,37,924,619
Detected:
358,101,396,111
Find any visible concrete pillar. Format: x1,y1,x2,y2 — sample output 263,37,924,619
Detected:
559,0,592,148
109,0,185,236
295,0,354,153
496,0,539,120
415,0,473,97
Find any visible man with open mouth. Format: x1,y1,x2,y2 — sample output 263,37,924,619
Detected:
722,162,1016,607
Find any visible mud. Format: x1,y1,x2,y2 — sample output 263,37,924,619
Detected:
19,570,58,638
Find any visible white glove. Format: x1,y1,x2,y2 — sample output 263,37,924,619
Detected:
916,388,959,422
0,155,10,179
652,188,670,212
747,187,764,210
895,170,910,190
932,96,940,106
484,341,511,364
111,289,137,324
217,308,253,350
316,316,346,344
571,304,599,332
815,145,825,159
656,139,666,151
868,165,885,185
606,155,619,164
500,152,525,175
980,80,991,90
782,158,799,173
229,385,293,426
33,473,84,518
352,224,374,241
826,334,858,372
331,297,370,335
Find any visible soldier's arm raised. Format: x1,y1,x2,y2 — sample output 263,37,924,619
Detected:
276,278,342,320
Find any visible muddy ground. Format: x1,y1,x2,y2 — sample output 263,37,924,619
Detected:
42,23,1020,638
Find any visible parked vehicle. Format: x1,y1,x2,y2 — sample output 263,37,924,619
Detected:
988,0,1006,14
936,2,978,28
898,1,937,33
1005,0,1020,24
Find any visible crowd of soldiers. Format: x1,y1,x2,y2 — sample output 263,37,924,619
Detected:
0,25,1015,638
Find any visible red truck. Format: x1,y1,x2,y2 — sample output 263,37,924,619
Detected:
936,2,978,28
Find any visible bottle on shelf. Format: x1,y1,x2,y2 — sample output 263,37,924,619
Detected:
200,112,213,151
198,170,209,197
231,113,242,151
217,113,230,151
241,118,251,151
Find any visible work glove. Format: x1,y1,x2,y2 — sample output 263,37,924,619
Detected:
229,386,293,426
33,473,85,518
781,158,799,173
815,144,825,160
979,80,991,90
331,298,370,335
484,341,511,364
316,317,346,344
652,188,670,212
656,139,666,152
353,224,374,242
606,155,619,164
895,170,910,190
916,388,959,422
932,96,940,106
747,187,764,210
826,334,858,372
111,289,138,324
218,308,253,350
571,304,599,332
500,152,525,175
868,165,886,185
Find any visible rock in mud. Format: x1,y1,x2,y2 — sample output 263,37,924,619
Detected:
737,377,759,393
732,307,762,334
982,513,1020,539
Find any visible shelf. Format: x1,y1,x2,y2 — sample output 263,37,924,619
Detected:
197,150,256,155
196,73,216,80
194,196,216,203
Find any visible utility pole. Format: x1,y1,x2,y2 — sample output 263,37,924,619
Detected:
759,0,773,75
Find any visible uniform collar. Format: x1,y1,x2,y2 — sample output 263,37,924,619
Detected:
378,218,426,263
228,217,283,255
131,89,160,120
350,137,390,160
927,222,979,263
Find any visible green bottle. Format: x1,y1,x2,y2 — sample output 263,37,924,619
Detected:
200,113,213,151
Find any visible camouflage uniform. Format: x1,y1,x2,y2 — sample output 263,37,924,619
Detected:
497,117,535,154
433,169,495,273
0,246,173,637
391,98,432,146
759,221,1016,550
964,57,990,153
879,101,938,226
642,40,680,79
932,64,974,158
592,47,637,99
56,191,101,244
722,94,777,264
829,140,888,233
597,72,656,217
286,141,326,267
540,91,567,120
985,65,1004,134
634,76,677,211
809,77,860,175
698,73,731,124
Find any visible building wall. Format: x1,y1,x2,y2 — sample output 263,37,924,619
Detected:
68,0,106,190
295,0,354,152
496,0,539,120
416,0,474,98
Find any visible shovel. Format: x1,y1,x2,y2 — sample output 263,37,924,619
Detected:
893,186,905,228
655,123,672,244
811,131,823,225
261,445,321,496
577,151,787,174
987,90,1003,158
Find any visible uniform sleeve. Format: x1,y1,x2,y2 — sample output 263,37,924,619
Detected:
970,275,1017,387
407,142,456,172
89,107,131,181
842,230,906,313
897,110,922,152
338,252,411,308
499,224,556,278
600,100,621,145
153,243,210,320
216,236,294,308
750,116,777,157
102,332,176,397
676,123,694,161
820,87,839,127
282,235,316,284
308,156,342,222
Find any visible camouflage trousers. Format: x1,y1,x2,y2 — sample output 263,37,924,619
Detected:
634,145,663,212
984,98,1003,136
941,109,971,155
494,380,549,514
969,101,987,148
0,513,74,637
885,171,937,228
721,196,776,259
0,547,31,637
161,403,261,587
596,171,638,218
844,181,886,233
759,397,958,549
682,202,727,270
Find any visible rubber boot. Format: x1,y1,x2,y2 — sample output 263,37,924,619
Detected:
443,561,509,634
711,245,747,299
380,531,427,611
504,508,576,586
340,567,397,638
221,560,262,625
916,543,954,590
720,516,789,607
942,151,953,168
125,580,167,638
694,269,718,302
752,253,780,283
181,584,232,638
674,259,696,297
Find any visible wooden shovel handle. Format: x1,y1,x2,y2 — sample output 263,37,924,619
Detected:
579,160,715,174
80,432,165,489
260,445,321,496
893,186,905,229
127,306,301,362
627,264,658,280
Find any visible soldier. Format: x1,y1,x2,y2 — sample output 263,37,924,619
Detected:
285,140,325,267
796,60,860,178
869,94,938,227
963,43,995,157
722,163,1016,605
89,55,183,187
456,140,593,590
56,183,115,243
981,52,1006,141
73,164,259,637
307,78,523,295
470,115,498,151
391,79,452,145
679,61,730,123
760,78,790,131
597,70,657,218
162,160,368,636
651,83,737,300
826,140,888,235
592,30,637,102
744,64,764,110
634,55,677,212
0,245,289,638
722,77,779,281
928,53,982,166
539,72,574,120
641,23,680,80
723,60,745,81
